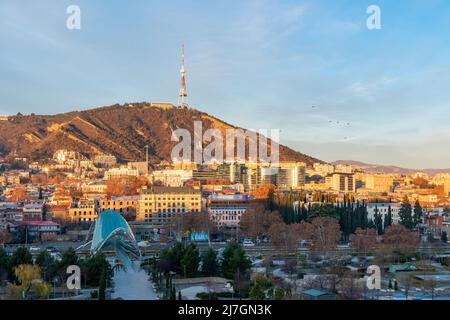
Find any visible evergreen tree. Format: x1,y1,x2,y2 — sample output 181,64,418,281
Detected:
98,266,106,300
374,206,384,235
8,247,32,282
399,196,414,229
441,231,448,243
384,206,393,230
413,200,423,228
201,248,218,277
220,242,251,280
180,243,200,278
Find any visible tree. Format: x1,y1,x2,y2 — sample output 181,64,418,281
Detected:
58,248,79,271
221,241,251,280
252,184,276,199
201,248,218,277
399,196,414,230
35,251,57,282
350,228,377,255
82,253,112,288
0,229,13,246
8,187,29,202
441,231,448,243
268,221,311,251
240,203,282,240
249,285,265,300
8,247,33,282
413,200,423,228
158,242,185,274
374,208,384,235
384,206,393,230
106,176,148,197
309,217,341,252
7,265,50,300
384,224,420,254
180,243,200,278
0,247,8,281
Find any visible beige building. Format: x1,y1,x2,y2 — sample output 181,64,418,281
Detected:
365,174,394,193
137,186,202,225
99,196,138,220
68,198,99,222
327,173,356,193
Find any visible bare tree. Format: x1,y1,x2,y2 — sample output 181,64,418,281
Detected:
350,228,378,255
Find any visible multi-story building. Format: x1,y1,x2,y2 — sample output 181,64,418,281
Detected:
276,162,306,189
335,164,353,174
68,198,99,222
104,166,140,179
207,194,252,230
367,203,401,224
137,186,202,225
128,161,149,176
81,181,107,195
327,173,356,193
99,196,138,220
313,163,335,177
365,174,394,193
151,169,193,187
93,154,117,167
22,203,44,221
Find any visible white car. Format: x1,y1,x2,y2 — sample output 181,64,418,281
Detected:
242,240,255,247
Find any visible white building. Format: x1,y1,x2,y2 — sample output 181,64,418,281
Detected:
367,203,401,224
104,167,140,179
151,170,193,187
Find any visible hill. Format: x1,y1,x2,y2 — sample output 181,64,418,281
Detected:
332,160,450,175
0,102,323,166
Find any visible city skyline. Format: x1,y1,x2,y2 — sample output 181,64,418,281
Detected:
1,0,450,168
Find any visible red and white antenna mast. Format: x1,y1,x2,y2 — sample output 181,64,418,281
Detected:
178,44,188,109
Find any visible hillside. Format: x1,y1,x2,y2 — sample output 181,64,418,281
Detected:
0,102,323,166
332,160,450,175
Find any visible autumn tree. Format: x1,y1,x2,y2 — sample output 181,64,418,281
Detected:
309,217,341,252
0,229,13,246
7,265,50,300
383,224,420,254
8,187,29,202
252,184,276,199
106,176,149,197
240,203,282,240
350,228,378,255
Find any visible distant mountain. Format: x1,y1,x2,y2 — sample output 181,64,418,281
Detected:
332,160,450,175
0,102,323,166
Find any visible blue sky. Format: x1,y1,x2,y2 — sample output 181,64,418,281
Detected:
1,0,450,168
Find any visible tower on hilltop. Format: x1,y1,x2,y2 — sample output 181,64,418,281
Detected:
178,44,188,109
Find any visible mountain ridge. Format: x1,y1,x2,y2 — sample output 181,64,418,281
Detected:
0,102,323,166
332,160,450,175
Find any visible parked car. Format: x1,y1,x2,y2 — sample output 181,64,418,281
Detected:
242,240,255,247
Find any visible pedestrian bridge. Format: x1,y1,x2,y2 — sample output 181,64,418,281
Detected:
78,210,140,270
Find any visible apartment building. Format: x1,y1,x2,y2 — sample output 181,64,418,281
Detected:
99,196,138,220
68,198,99,222
137,186,202,225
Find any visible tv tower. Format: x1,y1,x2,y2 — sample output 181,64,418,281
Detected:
178,44,188,109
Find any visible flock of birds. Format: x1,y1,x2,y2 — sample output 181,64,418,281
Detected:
311,105,352,141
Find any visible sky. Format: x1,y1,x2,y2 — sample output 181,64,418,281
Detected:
1,0,450,168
